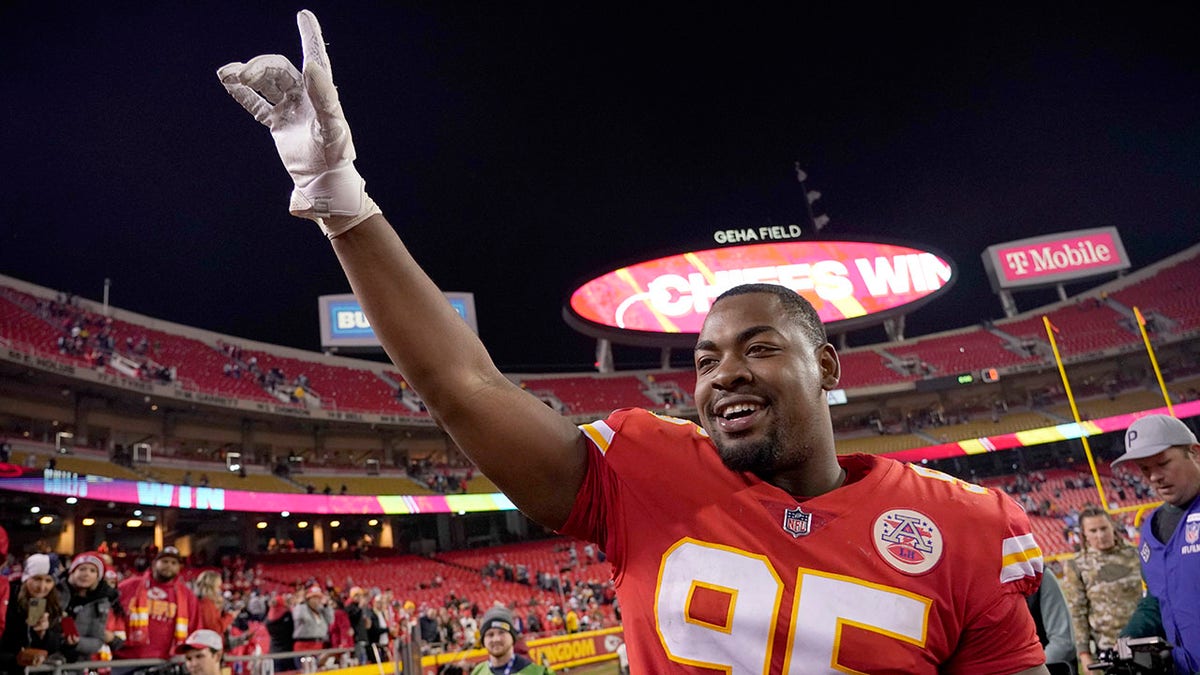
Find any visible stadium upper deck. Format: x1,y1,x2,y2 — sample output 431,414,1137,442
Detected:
1,245,1196,419
0,243,1197,481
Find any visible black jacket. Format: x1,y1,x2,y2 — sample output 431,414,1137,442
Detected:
0,579,65,675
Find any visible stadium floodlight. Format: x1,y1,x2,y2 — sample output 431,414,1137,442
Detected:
795,163,831,233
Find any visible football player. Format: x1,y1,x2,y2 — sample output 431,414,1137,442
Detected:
218,12,1049,673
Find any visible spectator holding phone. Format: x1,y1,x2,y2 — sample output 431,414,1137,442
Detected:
0,553,66,673
58,551,123,661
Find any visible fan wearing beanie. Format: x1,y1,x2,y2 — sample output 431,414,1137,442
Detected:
470,606,554,675
58,551,124,661
0,553,65,671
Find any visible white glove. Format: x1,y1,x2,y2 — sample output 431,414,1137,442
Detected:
217,10,380,238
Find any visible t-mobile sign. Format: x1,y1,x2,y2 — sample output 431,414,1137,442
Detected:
981,227,1130,291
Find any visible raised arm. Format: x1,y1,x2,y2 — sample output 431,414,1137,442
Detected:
217,10,585,528
330,217,586,527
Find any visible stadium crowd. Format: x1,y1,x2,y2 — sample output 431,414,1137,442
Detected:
0,530,617,673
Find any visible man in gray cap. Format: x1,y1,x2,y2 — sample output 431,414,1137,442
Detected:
471,606,553,675
1111,413,1200,674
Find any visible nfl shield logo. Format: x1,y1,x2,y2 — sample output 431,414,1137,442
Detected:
1187,522,1199,545
783,506,811,538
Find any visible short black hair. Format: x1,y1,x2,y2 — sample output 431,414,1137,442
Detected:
711,283,827,347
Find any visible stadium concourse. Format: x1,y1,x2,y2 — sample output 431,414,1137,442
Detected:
0,245,1197,670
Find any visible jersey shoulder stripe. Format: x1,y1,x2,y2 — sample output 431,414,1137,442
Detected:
579,419,616,454
580,408,708,458
1000,533,1043,583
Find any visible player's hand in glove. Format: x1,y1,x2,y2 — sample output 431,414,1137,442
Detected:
217,9,380,238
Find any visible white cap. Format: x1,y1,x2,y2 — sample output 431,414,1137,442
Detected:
1112,414,1198,467
176,629,223,654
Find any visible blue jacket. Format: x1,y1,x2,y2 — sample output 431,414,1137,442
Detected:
1139,495,1200,674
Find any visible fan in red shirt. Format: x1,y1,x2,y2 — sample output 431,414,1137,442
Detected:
114,547,199,660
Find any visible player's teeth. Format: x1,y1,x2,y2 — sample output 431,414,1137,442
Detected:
721,403,759,417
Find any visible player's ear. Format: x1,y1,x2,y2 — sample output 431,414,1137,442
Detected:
818,343,840,390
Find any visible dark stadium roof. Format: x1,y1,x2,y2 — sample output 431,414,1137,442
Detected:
4,4,1198,371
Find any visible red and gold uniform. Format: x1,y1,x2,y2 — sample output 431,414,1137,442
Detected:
562,409,1044,674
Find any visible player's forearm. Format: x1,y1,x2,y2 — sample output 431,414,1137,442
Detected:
331,214,505,401
330,214,586,527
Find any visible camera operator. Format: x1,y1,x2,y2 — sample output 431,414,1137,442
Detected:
1110,415,1200,674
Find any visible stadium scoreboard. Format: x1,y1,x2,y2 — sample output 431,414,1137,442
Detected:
566,239,957,347
915,368,1001,392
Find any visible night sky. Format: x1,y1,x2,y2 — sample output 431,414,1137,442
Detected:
3,3,1198,371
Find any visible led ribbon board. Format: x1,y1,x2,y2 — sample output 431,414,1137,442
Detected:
0,471,516,515
566,240,955,344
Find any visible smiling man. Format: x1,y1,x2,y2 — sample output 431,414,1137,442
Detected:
218,11,1049,673
1111,414,1200,674
565,285,1049,673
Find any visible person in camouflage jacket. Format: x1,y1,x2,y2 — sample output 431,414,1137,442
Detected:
1061,505,1143,671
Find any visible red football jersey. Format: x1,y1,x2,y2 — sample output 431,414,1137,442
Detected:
561,408,1044,674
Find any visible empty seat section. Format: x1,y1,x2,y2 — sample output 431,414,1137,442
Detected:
1110,251,1200,332
836,349,911,388
999,304,1138,356
888,330,1035,375
520,376,652,415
